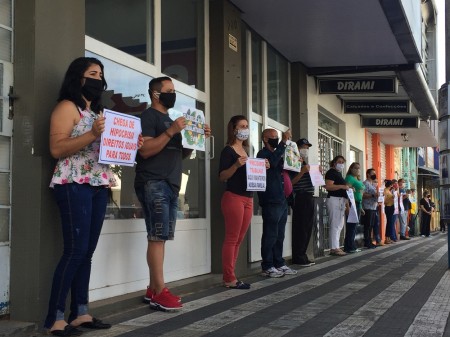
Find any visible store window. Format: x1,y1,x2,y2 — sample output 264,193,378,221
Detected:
86,52,206,220
267,46,288,125
86,0,154,63
161,0,204,90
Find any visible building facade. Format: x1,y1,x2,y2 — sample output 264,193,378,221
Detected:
0,0,440,323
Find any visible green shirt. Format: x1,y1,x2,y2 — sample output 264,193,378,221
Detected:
345,174,365,203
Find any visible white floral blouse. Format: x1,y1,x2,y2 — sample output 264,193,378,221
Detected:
50,107,117,188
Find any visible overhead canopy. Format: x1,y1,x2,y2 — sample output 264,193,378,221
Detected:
230,0,438,121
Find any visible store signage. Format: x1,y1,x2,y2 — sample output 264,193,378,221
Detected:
228,34,238,52
318,77,397,94
361,116,419,128
344,100,410,114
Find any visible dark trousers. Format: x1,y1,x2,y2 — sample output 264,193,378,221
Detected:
420,213,431,236
344,202,360,252
44,184,108,328
384,205,395,239
362,209,376,247
291,193,315,263
261,201,288,270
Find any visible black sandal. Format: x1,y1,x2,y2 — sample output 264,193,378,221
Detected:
49,325,83,336
225,280,251,289
78,317,111,329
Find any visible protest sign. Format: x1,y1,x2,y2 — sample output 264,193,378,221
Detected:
246,158,266,191
283,140,301,172
309,164,325,186
99,109,141,167
346,189,359,223
181,106,206,151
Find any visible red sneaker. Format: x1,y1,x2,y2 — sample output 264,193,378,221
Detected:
144,286,181,303
150,288,183,311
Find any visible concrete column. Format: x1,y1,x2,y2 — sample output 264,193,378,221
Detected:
209,0,245,275
10,0,84,323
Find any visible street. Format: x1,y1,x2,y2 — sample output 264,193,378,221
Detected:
78,233,450,337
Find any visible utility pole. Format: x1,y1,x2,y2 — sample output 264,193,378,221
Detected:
438,0,450,268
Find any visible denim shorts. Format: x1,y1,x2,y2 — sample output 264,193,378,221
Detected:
135,180,178,241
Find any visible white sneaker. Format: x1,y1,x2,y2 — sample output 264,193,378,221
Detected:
277,265,298,275
262,267,285,278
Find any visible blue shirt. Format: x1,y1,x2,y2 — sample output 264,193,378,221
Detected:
256,141,287,205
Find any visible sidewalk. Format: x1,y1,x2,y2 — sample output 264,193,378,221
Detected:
2,232,450,336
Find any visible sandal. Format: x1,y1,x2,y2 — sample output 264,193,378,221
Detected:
49,325,83,336
224,280,251,289
330,249,346,256
73,317,111,330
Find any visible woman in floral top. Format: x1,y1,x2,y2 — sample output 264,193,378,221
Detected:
44,57,141,335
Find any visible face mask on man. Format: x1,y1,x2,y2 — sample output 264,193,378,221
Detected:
157,92,176,109
336,163,345,172
267,138,279,149
82,77,103,102
236,128,250,141
299,148,309,158
370,174,376,180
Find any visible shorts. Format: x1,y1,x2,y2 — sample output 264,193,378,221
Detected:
135,180,178,241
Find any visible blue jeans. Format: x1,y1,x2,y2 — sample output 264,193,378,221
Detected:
391,214,398,241
44,184,108,328
135,180,178,241
261,201,288,270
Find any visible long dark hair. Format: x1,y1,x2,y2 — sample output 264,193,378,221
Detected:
226,115,249,148
346,162,360,177
57,57,107,114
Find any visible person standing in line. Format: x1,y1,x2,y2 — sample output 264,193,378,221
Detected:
409,189,418,237
258,128,298,277
325,155,350,256
290,138,316,267
397,179,411,240
419,191,432,237
384,180,396,244
135,76,211,311
344,162,365,253
390,179,400,242
219,115,268,289
362,168,379,249
45,57,142,334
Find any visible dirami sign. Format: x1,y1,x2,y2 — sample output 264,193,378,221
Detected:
361,116,419,128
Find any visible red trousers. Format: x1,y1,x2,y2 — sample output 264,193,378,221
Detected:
221,191,253,283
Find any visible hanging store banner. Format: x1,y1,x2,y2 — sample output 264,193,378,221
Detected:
344,100,410,114
360,116,419,128
318,77,397,94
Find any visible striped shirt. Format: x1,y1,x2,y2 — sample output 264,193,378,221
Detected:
290,164,314,194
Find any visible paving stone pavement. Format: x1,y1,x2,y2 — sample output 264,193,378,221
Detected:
6,233,450,337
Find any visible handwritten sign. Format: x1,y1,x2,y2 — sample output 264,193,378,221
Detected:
283,140,301,172
182,106,206,151
346,189,359,223
378,187,384,203
309,164,325,186
246,158,266,191
99,109,141,167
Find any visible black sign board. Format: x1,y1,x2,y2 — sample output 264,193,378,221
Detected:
361,117,419,128
319,77,397,94
344,100,410,114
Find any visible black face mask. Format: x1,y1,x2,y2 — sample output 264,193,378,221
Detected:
370,174,377,180
158,92,176,109
82,77,103,101
267,138,279,149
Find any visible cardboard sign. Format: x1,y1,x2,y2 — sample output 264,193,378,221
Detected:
99,109,141,167
393,191,399,215
246,158,266,191
283,140,301,172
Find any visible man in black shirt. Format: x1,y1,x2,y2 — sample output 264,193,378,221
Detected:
291,138,316,266
135,76,211,311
